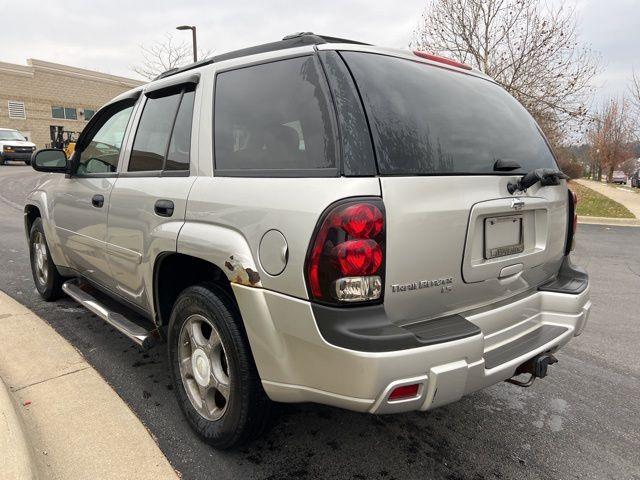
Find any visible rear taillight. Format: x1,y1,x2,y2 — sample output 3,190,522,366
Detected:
566,188,578,254
305,198,385,305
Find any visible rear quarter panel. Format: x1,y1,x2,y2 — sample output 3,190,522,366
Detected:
182,176,381,299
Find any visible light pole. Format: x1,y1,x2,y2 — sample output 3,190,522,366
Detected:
176,25,197,62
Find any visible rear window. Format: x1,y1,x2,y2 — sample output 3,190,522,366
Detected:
214,56,338,175
341,52,557,175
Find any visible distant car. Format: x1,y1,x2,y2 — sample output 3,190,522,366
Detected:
631,171,640,188
0,128,36,165
611,171,628,184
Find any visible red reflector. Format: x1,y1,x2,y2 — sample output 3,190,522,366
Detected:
413,50,472,70
389,383,420,401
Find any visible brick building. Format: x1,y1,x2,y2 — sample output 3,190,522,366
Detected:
0,59,144,148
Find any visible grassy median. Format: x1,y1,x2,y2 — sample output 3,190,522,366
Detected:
569,181,635,218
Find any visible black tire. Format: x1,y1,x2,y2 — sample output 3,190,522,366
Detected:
168,283,275,449
24,160,31,166
29,217,64,301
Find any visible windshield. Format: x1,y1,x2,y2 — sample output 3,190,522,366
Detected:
341,52,557,175
0,130,27,142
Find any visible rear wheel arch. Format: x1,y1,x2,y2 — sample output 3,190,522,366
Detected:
153,253,237,332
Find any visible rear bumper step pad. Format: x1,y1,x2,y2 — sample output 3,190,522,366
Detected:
484,325,568,369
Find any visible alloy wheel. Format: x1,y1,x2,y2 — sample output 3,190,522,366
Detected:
178,314,231,421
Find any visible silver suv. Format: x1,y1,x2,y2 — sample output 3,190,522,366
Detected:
25,33,591,449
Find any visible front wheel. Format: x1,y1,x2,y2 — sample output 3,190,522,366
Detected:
29,217,64,300
168,283,275,449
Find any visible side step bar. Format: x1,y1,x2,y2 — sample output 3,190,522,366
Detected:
62,280,155,350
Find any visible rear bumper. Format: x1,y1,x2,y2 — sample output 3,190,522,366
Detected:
233,260,590,414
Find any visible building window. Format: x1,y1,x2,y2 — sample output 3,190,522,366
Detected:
52,106,78,120
64,107,77,120
8,101,26,119
52,106,65,119
84,109,95,121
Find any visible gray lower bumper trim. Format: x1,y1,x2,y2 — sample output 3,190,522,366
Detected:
312,304,481,352
484,325,568,369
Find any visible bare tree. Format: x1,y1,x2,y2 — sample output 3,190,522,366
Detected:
412,0,599,141
629,70,640,127
630,70,640,113
132,34,213,80
587,97,636,182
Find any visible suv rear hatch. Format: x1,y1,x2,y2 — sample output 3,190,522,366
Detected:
340,51,568,328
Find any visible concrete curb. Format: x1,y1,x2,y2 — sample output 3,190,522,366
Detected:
0,377,39,479
578,216,640,227
0,291,179,480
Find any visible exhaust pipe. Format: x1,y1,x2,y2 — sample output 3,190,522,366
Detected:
506,353,558,387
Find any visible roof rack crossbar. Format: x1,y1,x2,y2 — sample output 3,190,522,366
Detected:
153,32,370,81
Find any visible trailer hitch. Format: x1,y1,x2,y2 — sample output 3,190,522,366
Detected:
505,353,558,388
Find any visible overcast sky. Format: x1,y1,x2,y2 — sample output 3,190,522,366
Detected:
3,0,638,108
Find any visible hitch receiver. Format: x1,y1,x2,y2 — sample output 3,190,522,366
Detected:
506,353,558,387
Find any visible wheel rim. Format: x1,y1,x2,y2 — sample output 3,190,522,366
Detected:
32,231,49,286
178,314,231,421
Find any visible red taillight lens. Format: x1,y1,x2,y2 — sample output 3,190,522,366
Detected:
339,204,383,238
333,240,383,276
389,384,420,401
305,198,385,304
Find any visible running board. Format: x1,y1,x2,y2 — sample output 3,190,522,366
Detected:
62,280,155,350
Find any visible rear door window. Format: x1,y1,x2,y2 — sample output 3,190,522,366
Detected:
214,56,338,175
166,90,195,171
128,87,195,173
341,52,557,175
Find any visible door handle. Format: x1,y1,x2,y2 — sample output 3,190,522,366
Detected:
92,194,104,208
154,199,174,217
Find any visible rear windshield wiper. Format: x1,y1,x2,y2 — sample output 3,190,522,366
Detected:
507,168,569,194
493,158,521,171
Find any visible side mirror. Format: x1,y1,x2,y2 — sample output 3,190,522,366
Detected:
31,149,68,173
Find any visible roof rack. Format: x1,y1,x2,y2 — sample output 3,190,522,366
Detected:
153,32,370,81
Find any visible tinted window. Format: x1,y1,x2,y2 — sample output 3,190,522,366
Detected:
77,104,133,175
214,56,337,173
129,93,182,172
165,89,195,171
342,52,557,175
318,51,376,176
84,109,95,121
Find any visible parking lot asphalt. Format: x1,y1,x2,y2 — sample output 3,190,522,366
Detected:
0,163,638,480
